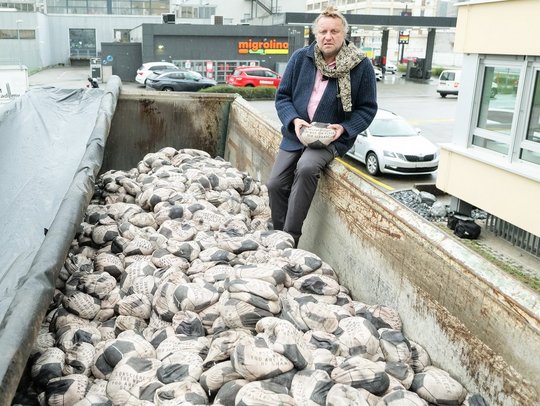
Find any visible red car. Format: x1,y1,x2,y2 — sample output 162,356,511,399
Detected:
227,66,281,88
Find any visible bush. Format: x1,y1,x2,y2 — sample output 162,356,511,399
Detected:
199,84,276,100
430,66,445,77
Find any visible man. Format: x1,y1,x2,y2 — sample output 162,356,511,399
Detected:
266,6,378,247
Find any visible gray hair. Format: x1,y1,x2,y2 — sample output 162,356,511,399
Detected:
312,6,349,35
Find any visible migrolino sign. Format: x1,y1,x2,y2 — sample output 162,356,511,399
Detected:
238,39,289,55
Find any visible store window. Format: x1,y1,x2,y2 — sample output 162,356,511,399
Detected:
472,65,521,155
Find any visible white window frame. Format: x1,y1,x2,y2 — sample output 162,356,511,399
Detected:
517,59,540,165
470,55,525,160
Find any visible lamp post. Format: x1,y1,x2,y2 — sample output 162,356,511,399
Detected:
16,19,22,69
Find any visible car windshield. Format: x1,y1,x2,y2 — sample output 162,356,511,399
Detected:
370,117,417,137
185,71,202,80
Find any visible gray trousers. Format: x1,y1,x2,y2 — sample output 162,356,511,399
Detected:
266,147,336,244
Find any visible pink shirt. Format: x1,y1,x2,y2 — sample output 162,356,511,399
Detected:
307,61,336,121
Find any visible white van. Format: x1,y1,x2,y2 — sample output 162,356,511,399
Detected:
437,69,461,98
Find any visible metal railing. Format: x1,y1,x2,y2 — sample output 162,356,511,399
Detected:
486,214,540,258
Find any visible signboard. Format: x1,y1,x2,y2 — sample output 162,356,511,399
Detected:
237,39,289,55
398,31,410,45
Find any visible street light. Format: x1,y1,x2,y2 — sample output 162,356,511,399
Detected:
16,19,22,69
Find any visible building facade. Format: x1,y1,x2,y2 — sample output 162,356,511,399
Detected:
0,0,307,69
436,0,540,254
305,0,461,66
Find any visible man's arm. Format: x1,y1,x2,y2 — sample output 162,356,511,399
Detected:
340,58,378,142
275,50,306,142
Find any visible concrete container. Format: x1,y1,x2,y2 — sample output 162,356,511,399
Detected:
1,81,538,404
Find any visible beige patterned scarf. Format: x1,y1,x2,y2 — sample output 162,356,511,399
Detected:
314,41,365,112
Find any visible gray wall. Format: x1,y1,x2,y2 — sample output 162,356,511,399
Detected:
101,42,142,82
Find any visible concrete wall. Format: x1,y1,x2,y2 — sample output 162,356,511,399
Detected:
454,0,540,56
0,12,41,68
101,90,539,404
223,96,540,405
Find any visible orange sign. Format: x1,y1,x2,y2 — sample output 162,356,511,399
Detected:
238,39,289,55
398,31,410,44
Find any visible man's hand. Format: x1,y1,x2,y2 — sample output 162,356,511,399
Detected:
293,118,311,146
327,124,344,141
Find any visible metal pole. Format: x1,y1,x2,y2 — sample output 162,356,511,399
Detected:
16,19,22,69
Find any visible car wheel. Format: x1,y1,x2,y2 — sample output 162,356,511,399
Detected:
366,152,380,176
490,88,497,98
162,87,173,92
439,92,447,98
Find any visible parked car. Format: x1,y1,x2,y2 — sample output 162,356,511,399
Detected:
227,66,281,88
385,61,398,74
146,70,217,92
373,66,383,81
437,69,498,98
135,62,179,85
346,109,439,176
437,69,461,98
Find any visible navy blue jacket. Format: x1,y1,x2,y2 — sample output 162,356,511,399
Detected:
275,42,378,157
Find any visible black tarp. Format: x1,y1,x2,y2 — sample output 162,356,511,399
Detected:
0,76,121,404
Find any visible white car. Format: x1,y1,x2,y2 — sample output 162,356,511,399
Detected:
347,109,439,176
385,61,397,74
437,69,461,98
373,66,383,81
135,62,179,85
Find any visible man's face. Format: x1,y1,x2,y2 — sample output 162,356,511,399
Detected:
315,16,346,60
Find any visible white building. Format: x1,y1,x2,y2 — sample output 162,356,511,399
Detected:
436,0,540,256
0,0,306,69
305,0,461,66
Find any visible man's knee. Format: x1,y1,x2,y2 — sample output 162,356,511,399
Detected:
295,161,320,179
266,175,281,194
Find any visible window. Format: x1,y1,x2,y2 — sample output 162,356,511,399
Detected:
179,6,194,18
472,62,521,155
69,28,96,58
440,71,455,81
0,29,35,39
0,1,34,11
196,5,216,19
469,55,540,169
521,70,540,165
185,71,201,80
113,29,129,42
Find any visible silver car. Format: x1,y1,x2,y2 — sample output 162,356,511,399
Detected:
347,109,439,176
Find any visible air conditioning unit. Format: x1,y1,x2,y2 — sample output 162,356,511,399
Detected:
211,15,223,25
162,13,175,24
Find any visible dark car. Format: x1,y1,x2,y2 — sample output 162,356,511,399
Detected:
146,70,217,92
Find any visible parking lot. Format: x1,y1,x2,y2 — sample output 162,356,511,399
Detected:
29,66,456,192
